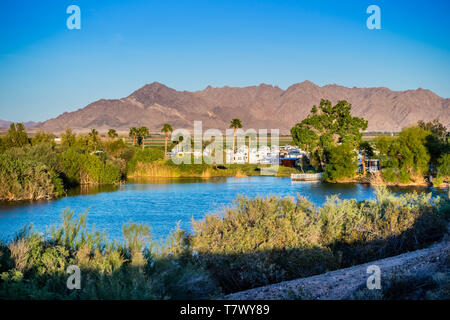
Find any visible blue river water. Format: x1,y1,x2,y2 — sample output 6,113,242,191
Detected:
0,177,443,242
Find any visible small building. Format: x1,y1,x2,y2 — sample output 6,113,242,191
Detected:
280,158,298,168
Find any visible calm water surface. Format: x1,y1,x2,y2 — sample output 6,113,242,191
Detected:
0,177,443,242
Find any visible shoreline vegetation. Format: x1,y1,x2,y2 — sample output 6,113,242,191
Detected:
0,187,448,299
0,100,448,202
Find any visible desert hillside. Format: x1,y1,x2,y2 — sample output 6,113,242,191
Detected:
32,81,449,133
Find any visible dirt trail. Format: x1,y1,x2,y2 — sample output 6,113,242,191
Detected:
226,239,449,300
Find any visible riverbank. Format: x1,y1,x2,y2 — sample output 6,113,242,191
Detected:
334,171,449,189
127,160,302,179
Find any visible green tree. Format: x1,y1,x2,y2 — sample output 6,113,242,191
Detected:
323,144,359,182
4,123,29,148
358,141,374,176
229,118,243,153
0,136,5,153
161,123,173,157
375,126,431,183
436,153,449,179
107,129,118,141
418,119,449,168
129,127,138,146
32,131,56,147
61,128,76,148
88,129,100,151
137,126,149,150
291,99,368,171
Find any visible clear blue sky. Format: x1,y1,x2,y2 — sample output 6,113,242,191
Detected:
0,0,449,122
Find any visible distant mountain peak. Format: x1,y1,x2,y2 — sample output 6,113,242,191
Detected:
34,81,449,133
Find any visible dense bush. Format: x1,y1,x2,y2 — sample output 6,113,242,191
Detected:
323,144,358,182
0,210,219,299
0,153,63,201
126,148,165,173
376,126,431,184
189,187,449,292
59,148,121,186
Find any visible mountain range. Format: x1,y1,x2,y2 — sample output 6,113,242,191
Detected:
0,120,37,129
12,81,450,133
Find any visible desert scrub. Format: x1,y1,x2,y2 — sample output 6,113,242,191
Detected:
0,188,448,298
189,186,449,293
0,210,220,300
191,195,337,292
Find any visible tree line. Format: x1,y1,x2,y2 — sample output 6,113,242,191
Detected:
290,99,449,185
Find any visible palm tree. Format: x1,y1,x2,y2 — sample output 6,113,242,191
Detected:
138,126,150,150
229,118,243,153
108,129,118,141
161,123,173,157
129,127,138,146
88,128,99,151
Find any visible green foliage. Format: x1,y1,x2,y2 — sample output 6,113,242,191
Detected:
59,148,121,186
127,148,165,173
107,129,118,140
190,188,449,293
382,167,396,182
376,126,431,183
161,124,173,134
32,131,56,147
323,144,358,182
0,211,219,299
229,118,243,129
359,141,374,158
2,123,30,149
437,153,449,178
291,99,367,170
418,119,450,167
61,128,76,148
136,126,150,148
0,151,63,201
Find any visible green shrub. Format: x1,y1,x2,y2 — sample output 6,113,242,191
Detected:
59,148,121,185
0,153,63,201
382,168,396,182
0,211,220,299
127,148,164,173
323,144,358,182
190,187,449,293
398,168,411,184
436,153,449,181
